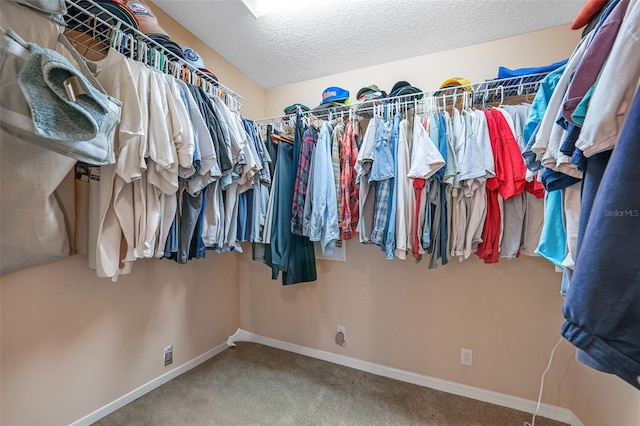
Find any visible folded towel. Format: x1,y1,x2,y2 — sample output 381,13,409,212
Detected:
17,41,110,142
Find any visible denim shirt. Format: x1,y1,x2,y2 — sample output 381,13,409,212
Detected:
309,122,339,256
383,113,402,260
369,119,393,245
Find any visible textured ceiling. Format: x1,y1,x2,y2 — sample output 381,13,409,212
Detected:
153,0,585,90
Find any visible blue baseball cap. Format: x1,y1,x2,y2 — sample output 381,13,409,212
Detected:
321,86,349,104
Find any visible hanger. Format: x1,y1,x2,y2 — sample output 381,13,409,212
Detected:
271,132,294,145
126,33,135,60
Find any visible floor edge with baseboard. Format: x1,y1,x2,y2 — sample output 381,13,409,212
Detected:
72,329,583,426
227,329,583,426
70,341,228,426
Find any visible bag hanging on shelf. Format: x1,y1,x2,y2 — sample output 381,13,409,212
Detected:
0,28,121,165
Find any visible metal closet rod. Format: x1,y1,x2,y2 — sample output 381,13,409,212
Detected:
63,0,244,106
254,71,549,124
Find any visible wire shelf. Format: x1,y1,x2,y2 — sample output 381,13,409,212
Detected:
255,71,550,124
62,0,244,109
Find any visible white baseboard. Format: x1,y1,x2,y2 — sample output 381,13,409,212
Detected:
228,328,583,426
71,341,229,426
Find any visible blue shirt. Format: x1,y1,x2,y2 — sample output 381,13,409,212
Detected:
383,113,402,259
562,86,640,391
370,119,393,246
309,122,339,256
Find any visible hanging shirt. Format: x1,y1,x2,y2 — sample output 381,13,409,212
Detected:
356,115,380,243
291,126,319,236
394,118,413,260
575,0,640,157
94,48,144,280
308,122,339,256
460,110,491,259
332,122,345,225
561,85,640,390
408,114,445,259
369,119,393,246
339,121,359,241
383,112,402,260
562,0,631,125
476,110,503,264
448,109,467,260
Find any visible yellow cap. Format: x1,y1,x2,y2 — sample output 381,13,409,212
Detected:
439,77,472,91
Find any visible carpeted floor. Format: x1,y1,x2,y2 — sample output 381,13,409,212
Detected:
95,342,567,426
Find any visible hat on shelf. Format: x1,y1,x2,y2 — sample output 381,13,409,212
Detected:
437,77,472,94
181,46,206,69
283,103,310,115
180,47,219,84
313,86,351,111
66,0,139,38
322,86,350,103
126,0,170,38
356,84,387,102
199,68,219,82
148,35,185,61
388,81,423,101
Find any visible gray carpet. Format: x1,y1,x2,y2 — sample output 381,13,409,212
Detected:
95,342,566,426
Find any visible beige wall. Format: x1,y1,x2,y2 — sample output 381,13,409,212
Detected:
242,23,640,426
568,361,640,425
149,2,265,119
0,4,255,425
1,256,238,425
264,25,578,117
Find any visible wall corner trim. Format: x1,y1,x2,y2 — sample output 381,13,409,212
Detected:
70,341,229,426
228,328,584,426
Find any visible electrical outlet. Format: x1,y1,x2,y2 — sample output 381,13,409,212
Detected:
461,348,472,366
164,345,173,367
335,325,346,347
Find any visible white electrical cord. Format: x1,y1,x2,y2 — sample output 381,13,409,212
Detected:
524,337,565,426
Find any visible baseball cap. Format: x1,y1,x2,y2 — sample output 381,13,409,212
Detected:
321,86,349,104
148,35,185,61
181,46,205,69
438,77,472,91
388,81,423,100
283,103,310,115
126,0,170,37
356,84,387,102
199,68,219,82
312,99,352,113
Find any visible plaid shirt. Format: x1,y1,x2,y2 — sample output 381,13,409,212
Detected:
291,126,318,236
340,121,360,240
369,120,393,245
332,123,344,227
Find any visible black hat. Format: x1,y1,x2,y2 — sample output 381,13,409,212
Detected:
389,81,423,100
148,34,185,61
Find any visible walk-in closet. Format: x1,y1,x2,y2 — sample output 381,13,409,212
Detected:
1,0,638,425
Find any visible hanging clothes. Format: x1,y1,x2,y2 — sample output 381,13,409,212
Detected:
308,122,339,256
291,125,319,236
562,85,640,391
339,120,360,241
265,115,317,285
355,115,381,243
